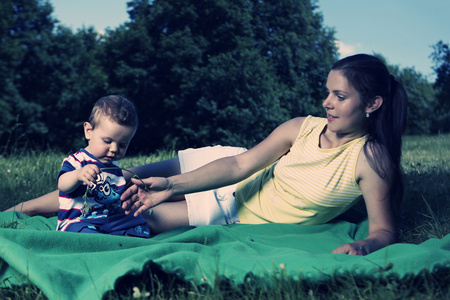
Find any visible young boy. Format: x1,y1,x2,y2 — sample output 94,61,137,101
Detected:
57,95,150,238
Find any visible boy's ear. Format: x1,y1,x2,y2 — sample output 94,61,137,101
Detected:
365,96,383,114
84,122,93,140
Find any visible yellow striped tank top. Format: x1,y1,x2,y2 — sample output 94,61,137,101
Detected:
235,115,368,225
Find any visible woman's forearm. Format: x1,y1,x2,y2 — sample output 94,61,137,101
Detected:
364,229,397,252
169,155,248,197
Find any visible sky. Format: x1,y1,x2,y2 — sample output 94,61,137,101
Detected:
50,0,449,81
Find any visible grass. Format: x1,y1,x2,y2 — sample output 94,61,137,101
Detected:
0,135,449,299
399,135,450,244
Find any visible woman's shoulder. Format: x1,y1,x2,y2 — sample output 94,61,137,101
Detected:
299,115,326,126
362,139,390,163
292,115,327,138
275,116,327,147
356,139,391,182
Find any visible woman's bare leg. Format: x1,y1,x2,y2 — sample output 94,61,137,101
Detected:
4,158,184,216
4,190,60,216
126,158,181,181
127,157,185,202
143,200,189,234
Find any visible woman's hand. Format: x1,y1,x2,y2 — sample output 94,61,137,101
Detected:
121,177,174,217
332,241,370,256
332,229,395,256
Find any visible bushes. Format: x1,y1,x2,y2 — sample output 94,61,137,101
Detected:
0,0,447,155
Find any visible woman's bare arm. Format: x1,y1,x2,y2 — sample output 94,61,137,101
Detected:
122,117,306,216
332,147,396,255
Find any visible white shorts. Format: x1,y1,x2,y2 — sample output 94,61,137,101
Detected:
178,145,247,226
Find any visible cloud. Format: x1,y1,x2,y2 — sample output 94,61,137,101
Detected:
335,41,362,57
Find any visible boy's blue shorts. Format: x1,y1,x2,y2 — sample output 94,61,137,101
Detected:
65,211,150,238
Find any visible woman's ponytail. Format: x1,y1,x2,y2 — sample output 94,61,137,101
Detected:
332,54,408,213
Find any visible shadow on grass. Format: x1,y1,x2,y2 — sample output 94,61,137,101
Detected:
399,166,450,244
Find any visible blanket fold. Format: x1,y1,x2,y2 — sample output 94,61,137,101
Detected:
0,211,449,300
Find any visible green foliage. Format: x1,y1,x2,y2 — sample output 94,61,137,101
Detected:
392,66,437,135
0,0,447,155
374,53,437,135
0,0,55,149
0,0,108,153
101,0,338,151
431,40,450,133
17,25,108,150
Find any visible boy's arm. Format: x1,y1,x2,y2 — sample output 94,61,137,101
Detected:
58,164,101,193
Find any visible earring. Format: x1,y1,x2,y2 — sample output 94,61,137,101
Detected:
366,113,370,118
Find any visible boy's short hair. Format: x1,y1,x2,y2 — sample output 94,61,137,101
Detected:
89,95,138,129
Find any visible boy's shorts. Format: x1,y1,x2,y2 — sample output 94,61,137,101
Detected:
64,209,151,238
178,146,247,226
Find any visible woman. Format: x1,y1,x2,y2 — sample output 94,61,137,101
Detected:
6,54,408,256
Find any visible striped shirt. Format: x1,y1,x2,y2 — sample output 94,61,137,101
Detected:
57,149,126,231
235,116,367,225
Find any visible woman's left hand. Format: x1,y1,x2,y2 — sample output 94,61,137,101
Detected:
332,241,370,256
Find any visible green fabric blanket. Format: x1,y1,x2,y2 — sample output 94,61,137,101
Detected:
0,211,449,300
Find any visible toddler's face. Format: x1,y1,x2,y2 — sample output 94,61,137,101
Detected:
84,117,136,164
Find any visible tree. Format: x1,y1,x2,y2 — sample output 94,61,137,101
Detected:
373,54,437,135
104,0,337,152
388,65,436,135
0,0,55,151
18,25,108,151
431,40,450,133
0,0,108,152
0,1,18,135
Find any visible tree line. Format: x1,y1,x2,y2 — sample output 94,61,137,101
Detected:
0,0,448,155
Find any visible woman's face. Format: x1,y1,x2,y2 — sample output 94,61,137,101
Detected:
322,70,368,138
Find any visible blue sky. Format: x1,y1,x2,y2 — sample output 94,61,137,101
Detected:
50,0,448,81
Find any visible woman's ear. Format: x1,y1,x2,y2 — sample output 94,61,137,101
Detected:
84,122,93,140
366,96,383,114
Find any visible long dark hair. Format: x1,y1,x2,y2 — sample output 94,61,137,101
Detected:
331,54,408,212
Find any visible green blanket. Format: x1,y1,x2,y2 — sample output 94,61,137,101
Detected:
0,211,449,300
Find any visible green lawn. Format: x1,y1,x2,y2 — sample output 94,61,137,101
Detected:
0,135,449,299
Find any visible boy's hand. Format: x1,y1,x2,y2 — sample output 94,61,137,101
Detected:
77,164,101,187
